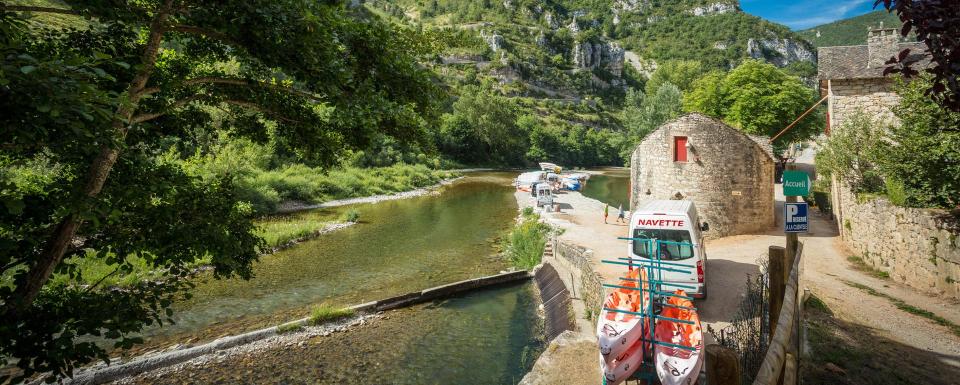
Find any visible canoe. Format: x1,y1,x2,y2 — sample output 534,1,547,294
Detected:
600,337,645,385
654,290,704,385
597,268,648,364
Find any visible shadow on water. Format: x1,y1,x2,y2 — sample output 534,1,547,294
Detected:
132,172,521,352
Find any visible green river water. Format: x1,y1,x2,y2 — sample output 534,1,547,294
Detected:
128,172,545,384
581,168,631,209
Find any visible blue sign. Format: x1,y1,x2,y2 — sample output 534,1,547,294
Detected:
784,202,808,233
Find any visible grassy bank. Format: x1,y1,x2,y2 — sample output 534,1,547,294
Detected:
501,208,552,270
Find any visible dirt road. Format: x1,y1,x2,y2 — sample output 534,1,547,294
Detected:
527,164,960,383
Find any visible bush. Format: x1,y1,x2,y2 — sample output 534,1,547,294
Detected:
340,209,360,223
815,111,885,194
501,214,552,270
309,304,355,325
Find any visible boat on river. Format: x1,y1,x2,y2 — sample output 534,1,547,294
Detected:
515,171,546,191
654,290,704,385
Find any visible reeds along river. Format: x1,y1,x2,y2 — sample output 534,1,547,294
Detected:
123,172,544,383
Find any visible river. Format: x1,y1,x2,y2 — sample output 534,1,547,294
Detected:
580,167,631,209
123,171,544,384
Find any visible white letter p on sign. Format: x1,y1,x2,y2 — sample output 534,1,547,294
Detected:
787,205,798,220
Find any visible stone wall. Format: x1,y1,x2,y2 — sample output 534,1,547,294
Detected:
836,183,960,299
827,78,900,130
630,113,776,239
555,239,604,318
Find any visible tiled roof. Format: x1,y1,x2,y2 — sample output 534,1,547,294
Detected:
818,42,930,80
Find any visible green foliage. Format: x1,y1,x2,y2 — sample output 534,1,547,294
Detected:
501,212,551,270
0,1,442,382
340,209,361,223
874,76,960,208
797,10,903,48
256,216,334,250
644,60,704,95
684,60,822,152
814,111,886,194
309,304,355,325
621,83,683,156
276,322,304,334
440,84,526,165
818,76,960,209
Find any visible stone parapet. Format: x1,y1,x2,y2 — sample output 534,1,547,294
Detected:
837,183,960,299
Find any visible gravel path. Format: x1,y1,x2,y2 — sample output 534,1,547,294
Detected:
520,164,960,381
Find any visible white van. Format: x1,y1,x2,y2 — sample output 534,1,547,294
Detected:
626,200,709,298
531,182,554,207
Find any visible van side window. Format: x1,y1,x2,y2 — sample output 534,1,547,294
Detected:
632,229,694,261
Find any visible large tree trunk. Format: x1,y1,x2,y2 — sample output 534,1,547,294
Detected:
3,0,175,316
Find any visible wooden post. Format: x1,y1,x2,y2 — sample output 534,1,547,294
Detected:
768,246,786,343
706,344,741,385
785,164,799,273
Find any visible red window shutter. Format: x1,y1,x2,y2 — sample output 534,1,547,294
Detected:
674,136,688,162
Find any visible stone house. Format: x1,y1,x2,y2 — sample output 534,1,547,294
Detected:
818,30,958,299
818,28,929,132
630,113,775,239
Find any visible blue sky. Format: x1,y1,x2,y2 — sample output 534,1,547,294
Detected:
740,0,880,30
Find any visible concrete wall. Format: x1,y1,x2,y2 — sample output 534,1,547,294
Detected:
827,78,900,130
837,183,960,299
630,113,776,238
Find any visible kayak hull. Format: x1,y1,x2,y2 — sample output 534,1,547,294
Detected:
600,338,644,385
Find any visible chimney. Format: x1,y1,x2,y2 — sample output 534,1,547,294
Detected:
868,28,900,68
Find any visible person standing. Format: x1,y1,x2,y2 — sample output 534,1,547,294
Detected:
617,203,625,223
603,203,609,224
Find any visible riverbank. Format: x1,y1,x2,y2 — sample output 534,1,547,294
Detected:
273,175,462,213
60,271,534,385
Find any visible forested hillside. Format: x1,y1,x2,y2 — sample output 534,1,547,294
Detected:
798,10,903,48
366,0,817,167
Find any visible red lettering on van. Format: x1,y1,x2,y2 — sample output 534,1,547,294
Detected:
637,219,685,227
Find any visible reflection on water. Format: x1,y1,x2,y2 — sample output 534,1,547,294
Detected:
138,172,520,349
135,283,544,385
581,168,631,209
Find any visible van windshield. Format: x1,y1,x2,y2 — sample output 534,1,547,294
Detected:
631,229,694,261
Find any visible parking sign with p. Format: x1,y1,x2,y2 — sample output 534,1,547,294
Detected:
785,202,808,233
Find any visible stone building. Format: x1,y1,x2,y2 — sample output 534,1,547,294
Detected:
630,113,775,239
818,30,957,299
818,28,929,131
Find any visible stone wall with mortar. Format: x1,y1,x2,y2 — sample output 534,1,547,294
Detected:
554,239,604,320
630,113,776,239
837,183,960,299
827,78,900,130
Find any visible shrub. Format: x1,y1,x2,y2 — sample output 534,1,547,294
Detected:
501,214,552,270
309,304,355,325
340,209,361,223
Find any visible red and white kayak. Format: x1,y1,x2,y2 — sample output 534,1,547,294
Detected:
596,268,648,363
655,290,704,385
600,337,645,385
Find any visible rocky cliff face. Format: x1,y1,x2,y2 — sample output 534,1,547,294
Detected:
572,41,625,77
746,38,816,66
688,2,737,16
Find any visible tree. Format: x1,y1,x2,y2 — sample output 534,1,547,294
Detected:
876,75,960,208
0,1,438,382
644,60,704,96
683,60,821,152
876,0,960,112
622,83,682,141
439,84,526,165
